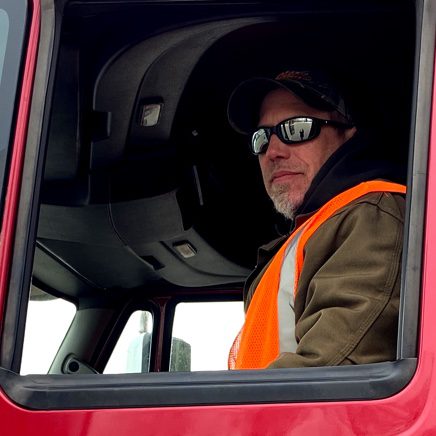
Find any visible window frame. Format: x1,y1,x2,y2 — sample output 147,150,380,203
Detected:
94,299,160,375
97,290,242,374
0,0,53,372
0,0,430,410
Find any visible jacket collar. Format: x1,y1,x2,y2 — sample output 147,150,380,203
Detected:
263,130,406,245
295,130,406,218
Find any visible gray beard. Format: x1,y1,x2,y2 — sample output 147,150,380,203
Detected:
269,185,302,220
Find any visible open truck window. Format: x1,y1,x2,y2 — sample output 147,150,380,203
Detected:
1,0,434,431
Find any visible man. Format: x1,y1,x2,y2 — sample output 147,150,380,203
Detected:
227,70,406,369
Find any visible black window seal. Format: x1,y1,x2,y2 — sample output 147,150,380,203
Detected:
0,359,417,410
0,0,58,372
397,0,434,359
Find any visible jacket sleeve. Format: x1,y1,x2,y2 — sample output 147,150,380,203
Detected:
268,193,405,368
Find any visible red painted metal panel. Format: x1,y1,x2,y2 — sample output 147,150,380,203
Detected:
0,374,433,436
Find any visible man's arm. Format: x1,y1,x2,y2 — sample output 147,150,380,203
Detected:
268,192,405,368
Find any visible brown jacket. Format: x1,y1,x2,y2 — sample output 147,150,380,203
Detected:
244,191,405,368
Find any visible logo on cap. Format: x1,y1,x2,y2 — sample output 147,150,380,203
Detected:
275,70,313,83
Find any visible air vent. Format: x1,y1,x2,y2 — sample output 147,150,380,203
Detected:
140,255,164,270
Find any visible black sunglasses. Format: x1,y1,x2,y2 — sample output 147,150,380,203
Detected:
251,116,353,155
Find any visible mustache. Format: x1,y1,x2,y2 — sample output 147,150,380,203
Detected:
267,162,305,173
267,166,305,183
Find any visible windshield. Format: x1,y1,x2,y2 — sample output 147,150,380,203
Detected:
0,10,9,85
0,1,27,213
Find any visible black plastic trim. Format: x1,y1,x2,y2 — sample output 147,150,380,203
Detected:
397,0,434,359
0,0,57,372
0,359,417,410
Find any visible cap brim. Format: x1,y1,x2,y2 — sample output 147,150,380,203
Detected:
227,78,288,135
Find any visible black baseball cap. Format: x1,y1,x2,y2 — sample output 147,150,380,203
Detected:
227,70,353,135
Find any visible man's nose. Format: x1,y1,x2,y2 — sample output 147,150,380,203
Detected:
264,134,290,160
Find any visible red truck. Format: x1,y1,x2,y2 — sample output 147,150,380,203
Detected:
0,0,435,434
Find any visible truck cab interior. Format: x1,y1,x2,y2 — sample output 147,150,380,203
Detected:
2,0,428,409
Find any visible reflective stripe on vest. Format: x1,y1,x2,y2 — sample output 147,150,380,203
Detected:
228,181,406,370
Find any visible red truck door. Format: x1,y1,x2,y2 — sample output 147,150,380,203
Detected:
1,0,436,435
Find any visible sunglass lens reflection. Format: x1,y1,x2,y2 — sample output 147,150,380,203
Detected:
252,129,269,154
282,118,314,142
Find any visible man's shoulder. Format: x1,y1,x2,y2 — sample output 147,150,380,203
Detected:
305,190,405,251
335,190,406,222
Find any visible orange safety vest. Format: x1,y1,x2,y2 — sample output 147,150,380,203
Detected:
228,181,406,370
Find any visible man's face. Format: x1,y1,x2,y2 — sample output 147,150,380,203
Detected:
258,88,355,218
